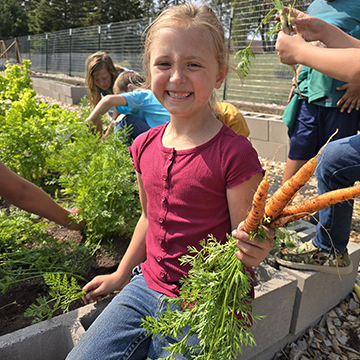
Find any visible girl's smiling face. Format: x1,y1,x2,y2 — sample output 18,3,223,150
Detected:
149,26,227,120
93,67,112,91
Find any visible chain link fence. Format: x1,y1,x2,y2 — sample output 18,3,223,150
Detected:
1,1,309,106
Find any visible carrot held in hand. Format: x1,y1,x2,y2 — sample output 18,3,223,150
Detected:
269,182,360,228
243,171,269,233
264,131,337,221
264,153,319,222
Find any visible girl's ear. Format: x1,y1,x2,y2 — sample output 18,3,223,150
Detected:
127,84,136,92
214,65,229,89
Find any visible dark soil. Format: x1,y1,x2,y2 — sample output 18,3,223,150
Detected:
0,222,131,337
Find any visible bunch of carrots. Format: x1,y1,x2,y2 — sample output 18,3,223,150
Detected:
243,143,360,234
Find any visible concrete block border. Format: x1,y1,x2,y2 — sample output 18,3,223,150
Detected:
31,77,87,105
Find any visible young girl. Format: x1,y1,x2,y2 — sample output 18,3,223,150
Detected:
85,51,129,117
67,3,274,359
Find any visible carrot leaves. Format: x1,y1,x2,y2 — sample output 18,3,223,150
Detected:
142,235,262,360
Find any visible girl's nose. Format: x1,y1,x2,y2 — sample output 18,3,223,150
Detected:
170,68,186,85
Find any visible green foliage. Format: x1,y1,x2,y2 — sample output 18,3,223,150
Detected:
0,210,95,293
274,223,300,249
58,133,141,241
0,0,29,39
142,235,262,359
24,273,86,324
0,61,141,325
0,208,48,253
0,60,33,104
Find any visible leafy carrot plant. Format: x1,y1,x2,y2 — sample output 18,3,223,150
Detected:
142,235,262,360
24,273,87,324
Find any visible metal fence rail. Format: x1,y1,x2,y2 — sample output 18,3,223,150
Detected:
1,1,309,106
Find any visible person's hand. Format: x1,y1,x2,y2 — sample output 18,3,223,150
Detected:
279,7,325,43
85,117,103,135
336,83,360,113
82,273,124,304
231,222,274,267
67,207,85,231
276,31,306,66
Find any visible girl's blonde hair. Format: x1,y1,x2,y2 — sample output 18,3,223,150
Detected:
85,51,125,106
142,3,228,108
113,71,146,94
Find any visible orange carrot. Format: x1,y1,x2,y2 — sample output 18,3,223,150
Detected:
264,155,319,221
269,182,360,228
264,131,337,221
243,171,269,233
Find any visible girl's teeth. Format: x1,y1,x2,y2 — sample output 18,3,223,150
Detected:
168,92,190,99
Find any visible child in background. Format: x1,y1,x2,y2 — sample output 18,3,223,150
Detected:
275,7,360,273
85,51,130,118
214,101,250,137
67,3,274,359
85,71,170,142
104,71,170,142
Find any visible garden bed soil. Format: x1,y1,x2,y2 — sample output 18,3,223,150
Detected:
0,222,131,337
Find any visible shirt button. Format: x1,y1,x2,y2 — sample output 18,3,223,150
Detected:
172,284,177,290
160,271,165,278
162,175,167,181
168,155,173,160
157,256,162,262
159,218,164,224
158,237,163,244
161,196,166,202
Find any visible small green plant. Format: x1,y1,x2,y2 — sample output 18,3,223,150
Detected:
142,235,262,360
24,273,87,324
274,223,300,249
236,0,297,80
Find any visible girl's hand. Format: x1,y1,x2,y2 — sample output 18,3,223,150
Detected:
336,83,360,113
82,273,124,304
232,222,274,268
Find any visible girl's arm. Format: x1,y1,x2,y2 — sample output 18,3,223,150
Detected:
227,171,274,267
83,172,148,303
0,161,83,230
85,95,128,126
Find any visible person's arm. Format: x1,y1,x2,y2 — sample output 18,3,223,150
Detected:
0,161,82,230
227,171,274,267
85,95,128,126
276,9,360,84
277,32,360,83
83,172,147,303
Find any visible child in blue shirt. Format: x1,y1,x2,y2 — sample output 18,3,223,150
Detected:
86,71,170,143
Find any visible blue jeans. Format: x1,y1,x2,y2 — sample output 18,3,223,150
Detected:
313,134,360,254
66,266,198,360
114,114,150,145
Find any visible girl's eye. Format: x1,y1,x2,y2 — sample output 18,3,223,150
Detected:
189,63,201,68
156,62,170,68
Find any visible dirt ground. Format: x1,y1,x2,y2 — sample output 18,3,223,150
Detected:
0,222,131,337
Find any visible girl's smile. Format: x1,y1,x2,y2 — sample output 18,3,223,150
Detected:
149,26,226,121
